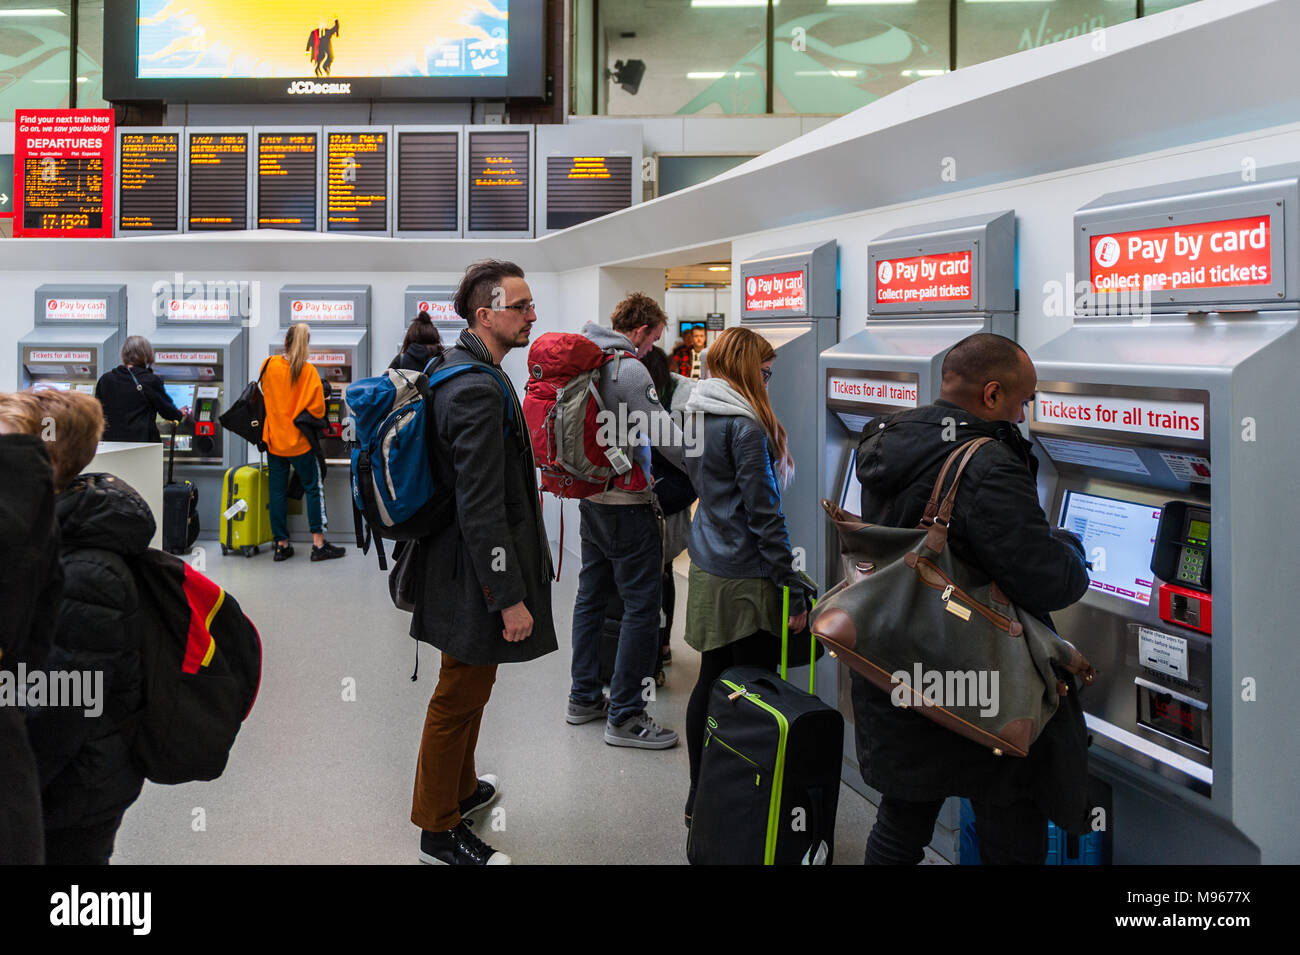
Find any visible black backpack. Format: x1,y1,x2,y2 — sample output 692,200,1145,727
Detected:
127,549,262,784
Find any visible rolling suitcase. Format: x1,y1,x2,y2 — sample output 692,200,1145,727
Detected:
162,422,200,555
687,587,844,866
220,459,272,558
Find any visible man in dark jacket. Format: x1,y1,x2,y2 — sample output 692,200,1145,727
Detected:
852,333,1091,865
410,260,557,866
0,402,64,865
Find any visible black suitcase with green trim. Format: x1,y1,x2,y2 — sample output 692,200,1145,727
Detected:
687,589,844,865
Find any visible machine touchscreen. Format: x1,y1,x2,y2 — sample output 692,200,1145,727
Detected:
162,382,195,413
1059,490,1162,606
840,453,864,518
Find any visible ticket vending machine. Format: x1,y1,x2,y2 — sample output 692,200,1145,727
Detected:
150,284,250,539
1028,166,1300,863
816,211,1016,860
275,285,371,539
404,284,465,347
19,284,128,396
738,240,839,591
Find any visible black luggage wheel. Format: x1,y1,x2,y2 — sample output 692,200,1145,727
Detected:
241,545,257,558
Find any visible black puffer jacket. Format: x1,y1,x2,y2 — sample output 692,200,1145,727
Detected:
95,365,184,443
388,342,442,374
25,473,155,831
850,400,1093,831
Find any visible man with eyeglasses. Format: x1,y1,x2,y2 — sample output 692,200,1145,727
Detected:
409,260,557,866
566,292,689,749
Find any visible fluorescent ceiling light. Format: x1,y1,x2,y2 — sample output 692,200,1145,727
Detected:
691,0,778,7
0,8,67,15
795,69,861,77
964,0,1054,4
33,77,89,83
828,1,918,5
686,71,756,79
708,266,730,272
901,69,948,76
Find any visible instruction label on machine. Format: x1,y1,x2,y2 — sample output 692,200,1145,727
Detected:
291,300,355,321
1036,436,1150,475
828,374,918,408
874,250,973,304
1036,392,1206,441
45,298,108,321
29,350,92,363
1138,627,1190,681
155,351,218,363
1159,451,1211,484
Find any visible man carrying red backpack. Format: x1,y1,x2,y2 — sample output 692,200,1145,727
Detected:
561,294,688,748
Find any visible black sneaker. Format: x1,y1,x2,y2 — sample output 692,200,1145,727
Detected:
418,821,511,865
273,542,294,562
310,541,346,561
459,774,501,819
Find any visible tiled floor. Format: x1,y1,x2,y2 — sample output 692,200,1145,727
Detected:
114,538,946,865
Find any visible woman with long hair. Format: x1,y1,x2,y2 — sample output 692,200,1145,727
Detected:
680,326,804,825
390,310,445,372
261,322,344,562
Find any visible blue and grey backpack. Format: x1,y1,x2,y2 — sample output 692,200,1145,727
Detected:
346,357,514,569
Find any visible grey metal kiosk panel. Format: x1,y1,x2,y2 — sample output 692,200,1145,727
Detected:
20,284,128,392
868,210,1015,320
393,126,463,238
404,284,465,340
740,239,837,321
116,127,185,236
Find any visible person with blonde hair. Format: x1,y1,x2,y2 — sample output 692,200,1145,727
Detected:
261,322,345,561
94,334,187,443
680,325,805,826
23,389,157,864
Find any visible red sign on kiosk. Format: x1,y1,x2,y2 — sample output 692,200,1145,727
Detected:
1089,215,1271,293
12,109,114,238
874,250,973,304
744,270,805,313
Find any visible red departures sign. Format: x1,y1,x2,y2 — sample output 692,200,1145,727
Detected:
1089,215,1271,294
13,108,114,238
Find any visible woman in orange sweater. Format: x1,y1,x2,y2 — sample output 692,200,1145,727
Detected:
262,323,345,562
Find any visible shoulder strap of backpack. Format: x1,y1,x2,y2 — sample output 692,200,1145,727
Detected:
427,359,517,431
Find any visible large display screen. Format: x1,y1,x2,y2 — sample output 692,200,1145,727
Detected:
103,0,546,103
188,132,249,230
326,131,389,233
137,1,507,79
258,132,318,230
467,130,530,233
545,155,633,230
1059,490,1162,606
119,132,180,232
396,131,459,233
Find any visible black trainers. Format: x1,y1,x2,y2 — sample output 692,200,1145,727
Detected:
418,821,511,865
459,774,501,819
273,542,294,562
310,541,346,561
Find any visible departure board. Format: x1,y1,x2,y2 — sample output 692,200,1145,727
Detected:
467,131,530,234
118,132,180,232
396,131,459,234
258,132,318,230
22,157,105,232
326,131,388,233
545,155,633,230
188,132,249,230
13,108,114,237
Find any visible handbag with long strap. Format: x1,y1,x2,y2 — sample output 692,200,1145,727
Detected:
219,358,269,451
810,437,1095,758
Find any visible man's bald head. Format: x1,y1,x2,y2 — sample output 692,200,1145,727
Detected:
939,333,1036,424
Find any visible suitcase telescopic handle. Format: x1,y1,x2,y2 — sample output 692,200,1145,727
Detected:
168,420,177,485
779,586,818,694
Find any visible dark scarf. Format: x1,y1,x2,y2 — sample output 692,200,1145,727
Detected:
456,328,535,469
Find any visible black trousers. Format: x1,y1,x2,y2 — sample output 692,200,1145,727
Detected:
685,629,781,807
865,795,1048,865
44,815,125,866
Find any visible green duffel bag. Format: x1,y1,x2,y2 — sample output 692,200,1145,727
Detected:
810,437,1095,758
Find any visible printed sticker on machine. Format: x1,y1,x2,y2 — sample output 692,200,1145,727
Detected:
1036,392,1206,441
291,300,355,321
828,374,918,408
44,298,108,321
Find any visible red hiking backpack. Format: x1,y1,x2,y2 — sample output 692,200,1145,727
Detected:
524,332,650,498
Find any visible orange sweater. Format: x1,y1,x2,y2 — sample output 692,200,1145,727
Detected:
260,355,325,457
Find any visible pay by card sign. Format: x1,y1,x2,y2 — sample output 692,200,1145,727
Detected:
1036,392,1206,440
875,250,973,304
744,270,805,313
1089,215,1271,293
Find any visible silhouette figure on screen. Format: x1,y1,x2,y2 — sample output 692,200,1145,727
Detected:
306,18,340,76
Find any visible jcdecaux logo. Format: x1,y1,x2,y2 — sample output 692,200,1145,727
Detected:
287,81,352,95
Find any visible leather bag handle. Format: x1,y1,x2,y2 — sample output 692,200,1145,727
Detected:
922,438,991,524
923,437,993,552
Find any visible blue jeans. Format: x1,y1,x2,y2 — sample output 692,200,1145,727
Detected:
570,500,662,725
269,451,323,541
